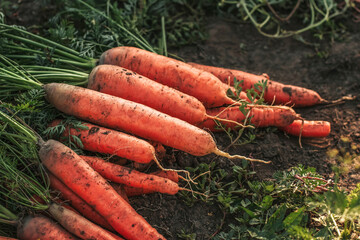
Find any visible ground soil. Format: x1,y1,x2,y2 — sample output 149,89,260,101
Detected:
2,2,360,239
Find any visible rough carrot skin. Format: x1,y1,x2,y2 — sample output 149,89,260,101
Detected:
17,215,78,240
39,140,165,240
188,62,323,107
199,106,298,132
49,119,157,164
0,237,18,240
99,46,236,108
88,64,207,125
48,203,122,240
81,155,179,195
43,83,219,157
48,172,114,231
280,120,331,138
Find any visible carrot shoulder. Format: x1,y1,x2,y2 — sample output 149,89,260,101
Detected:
99,46,236,108
39,140,165,240
49,119,157,164
188,62,324,107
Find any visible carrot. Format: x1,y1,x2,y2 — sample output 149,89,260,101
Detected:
280,120,331,138
98,46,237,108
88,64,247,126
0,237,18,240
187,62,325,107
48,171,115,231
17,215,78,240
39,140,166,240
49,119,158,164
48,203,123,240
110,183,129,203
199,105,299,132
80,155,180,195
43,83,269,163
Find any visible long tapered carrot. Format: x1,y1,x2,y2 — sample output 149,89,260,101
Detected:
200,105,299,132
47,171,115,231
49,119,158,164
43,83,269,163
88,64,248,126
187,62,325,107
39,140,166,240
17,215,79,240
98,46,237,108
280,120,331,138
48,203,122,240
80,155,180,195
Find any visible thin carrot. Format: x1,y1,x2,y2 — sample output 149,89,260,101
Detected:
187,62,325,107
199,105,299,132
98,46,237,108
88,64,247,126
47,171,115,231
280,120,331,138
80,155,180,195
48,203,123,240
43,83,269,164
39,140,166,240
17,215,79,240
49,119,158,164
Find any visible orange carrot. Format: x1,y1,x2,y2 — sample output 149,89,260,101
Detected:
88,65,248,125
0,237,17,240
188,62,324,107
17,215,78,240
109,183,129,203
48,171,114,231
199,105,299,132
49,119,158,164
43,83,268,163
280,120,331,138
39,140,166,240
48,203,123,240
80,155,180,195
99,46,237,108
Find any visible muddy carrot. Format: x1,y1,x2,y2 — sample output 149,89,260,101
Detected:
44,83,269,163
49,119,158,164
98,46,237,108
199,105,299,132
187,62,324,107
280,120,331,138
80,155,180,195
39,140,166,240
48,171,114,231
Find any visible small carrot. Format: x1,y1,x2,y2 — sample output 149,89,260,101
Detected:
44,83,269,164
280,120,331,138
17,215,78,240
99,46,237,108
47,171,114,231
187,62,325,107
80,155,180,195
199,105,299,132
48,203,123,240
88,65,247,126
49,119,158,164
39,140,166,240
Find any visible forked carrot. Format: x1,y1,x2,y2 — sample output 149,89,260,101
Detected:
280,120,331,138
44,83,269,164
39,140,166,240
80,155,180,195
199,105,299,132
187,62,324,107
88,65,247,126
98,46,238,108
49,120,158,164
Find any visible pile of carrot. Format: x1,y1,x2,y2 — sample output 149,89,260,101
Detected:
1,44,333,239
